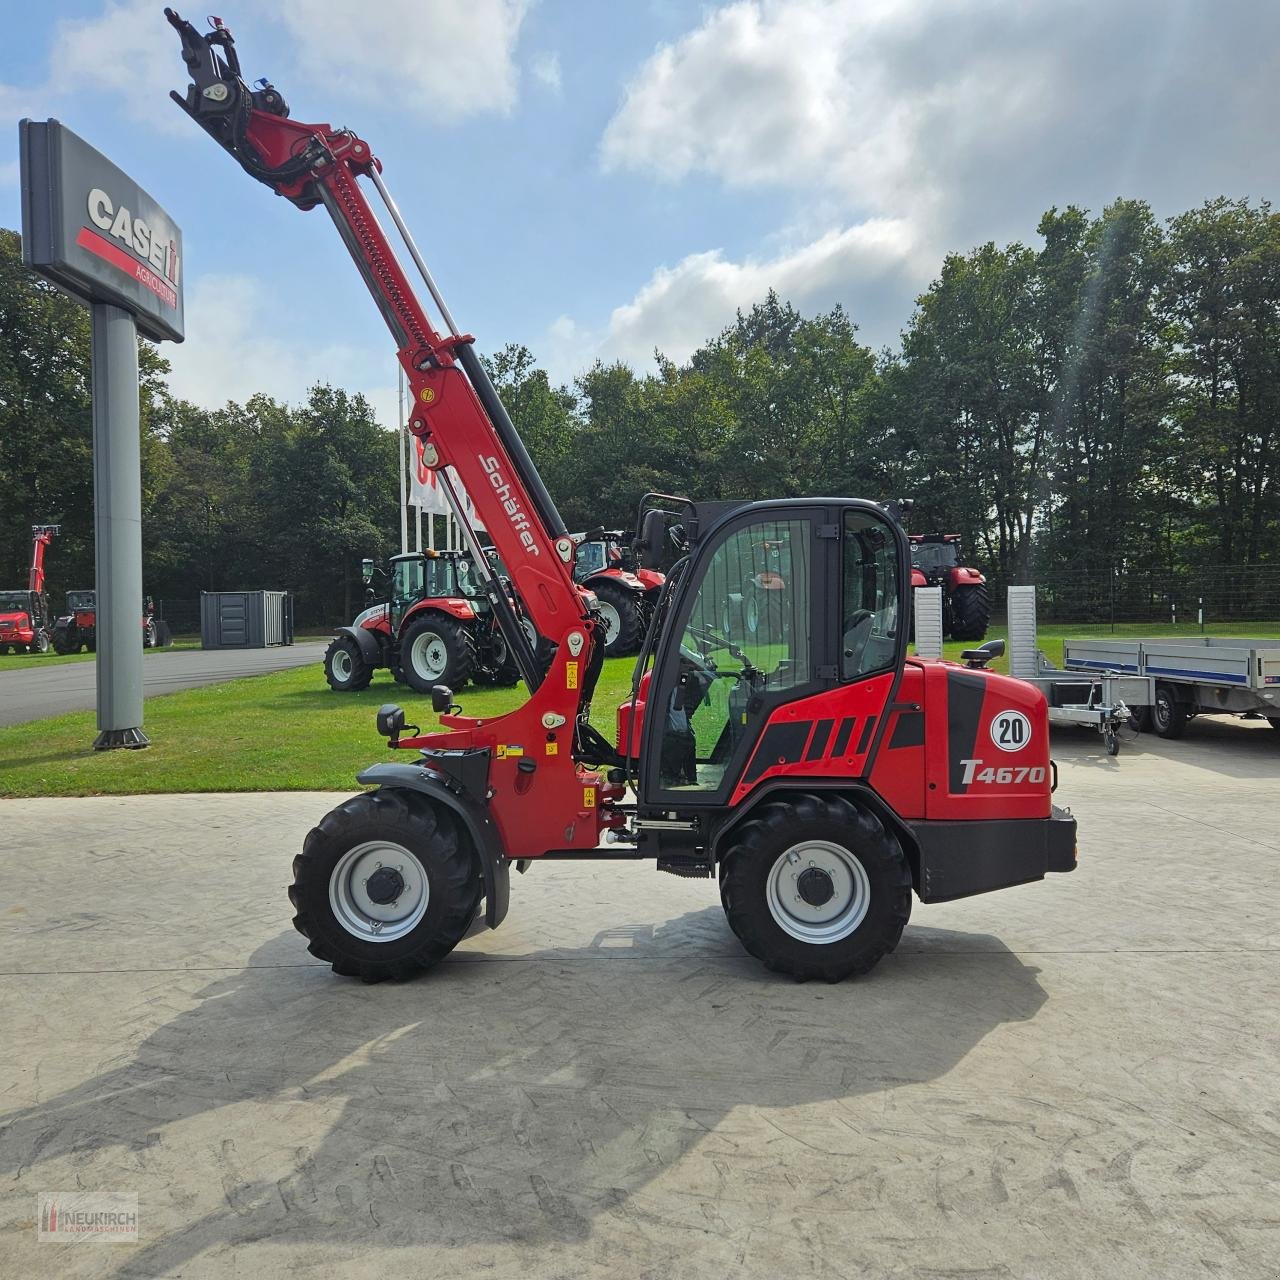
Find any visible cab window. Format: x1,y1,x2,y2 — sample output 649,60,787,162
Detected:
841,510,900,678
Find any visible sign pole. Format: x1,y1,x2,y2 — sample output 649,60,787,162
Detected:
90,303,148,749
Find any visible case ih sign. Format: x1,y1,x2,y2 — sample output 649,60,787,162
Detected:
19,119,184,342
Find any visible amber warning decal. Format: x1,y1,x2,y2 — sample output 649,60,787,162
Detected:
990,710,1032,752
565,661,579,689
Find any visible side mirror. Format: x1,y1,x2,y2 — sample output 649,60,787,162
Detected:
431,685,455,713
361,558,375,584
636,510,671,568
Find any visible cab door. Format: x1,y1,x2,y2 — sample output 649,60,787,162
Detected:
638,505,830,808
637,501,907,811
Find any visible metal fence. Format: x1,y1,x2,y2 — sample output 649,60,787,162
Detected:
999,563,1280,626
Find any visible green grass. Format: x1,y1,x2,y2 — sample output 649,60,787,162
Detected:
0,639,201,668
0,656,640,798
2,619,1276,799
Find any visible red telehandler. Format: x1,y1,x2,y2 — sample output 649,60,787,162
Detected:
165,11,1076,983
0,525,59,655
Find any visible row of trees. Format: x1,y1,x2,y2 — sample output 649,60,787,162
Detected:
2,197,1277,627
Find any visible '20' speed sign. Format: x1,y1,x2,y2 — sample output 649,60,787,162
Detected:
990,710,1032,752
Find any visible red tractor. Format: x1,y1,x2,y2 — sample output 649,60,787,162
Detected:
324,550,521,694
909,534,990,641
51,591,165,653
167,11,1075,986
571,529,664,656
0,525,59,655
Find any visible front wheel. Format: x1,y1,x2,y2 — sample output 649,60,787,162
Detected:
949,583,990,641
324,635,373,692
30,630,50,655
143,618,159,648
719,795,912,981
290,789,481,981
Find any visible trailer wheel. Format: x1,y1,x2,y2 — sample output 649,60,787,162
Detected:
949,584,990,641
719,794,912,982
401,614,475,693
1104,726,1120,756
592,581,644,656
324,635,373,692
1152,684,1188,739
289,789,481,981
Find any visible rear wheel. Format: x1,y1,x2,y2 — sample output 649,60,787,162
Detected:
949,584,990,641
30,630,50,655
289,789,481,981
401,614,475,693
1152,684,1188,739
719,795,912,981
592,581,644,656
324,635,373,692
0,644,11,656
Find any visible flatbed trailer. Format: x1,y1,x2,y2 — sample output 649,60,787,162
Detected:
1063,636,1280,739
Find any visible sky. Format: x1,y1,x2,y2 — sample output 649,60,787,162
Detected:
3,0,1279,429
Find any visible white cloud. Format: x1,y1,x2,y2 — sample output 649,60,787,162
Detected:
541,218,921,381
163,274,399,428
48,0,193,134
530,51,562,95
274,0,532,119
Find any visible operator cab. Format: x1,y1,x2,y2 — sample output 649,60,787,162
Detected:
631,499,907,804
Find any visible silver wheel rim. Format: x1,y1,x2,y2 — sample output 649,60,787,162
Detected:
746,595,759,634
596,601,620,644
766,839,871,944
410,631,449,681
519,618,537,648
329,840,428,942
331,647,352,682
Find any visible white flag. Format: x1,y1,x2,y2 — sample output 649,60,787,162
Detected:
408,434,485,530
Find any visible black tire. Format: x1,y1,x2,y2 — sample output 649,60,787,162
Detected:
719,795,912,982
324,634,373,692
1267,718,1280,734
1104,726,1120,756
30,630,50,655
1152,684,1188,739
592,581,644,656
400,613,475,693
51,624,79,655
949,584,990,642
475,623,520,687
143,618,159,648
289,789,481,981
0,644,11,656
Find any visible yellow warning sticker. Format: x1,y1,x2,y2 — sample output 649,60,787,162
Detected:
566,661,579,689
419,386,436,404
496,744,524,759
583,787,596,808
545,741,558,756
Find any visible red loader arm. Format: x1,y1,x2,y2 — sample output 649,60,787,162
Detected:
28,525,59,594
165,11,620,856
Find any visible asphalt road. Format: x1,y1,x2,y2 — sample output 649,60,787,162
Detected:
0,642,329,727
1,722,1278,1276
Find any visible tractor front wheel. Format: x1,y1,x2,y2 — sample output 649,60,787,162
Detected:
401,615,475,693
591,581,644,656
719,794,912,982
324,635,373,692
51,626,79,655
30,630,50,655
1152,684,1188,739
949,584,990,641
289,789,481,981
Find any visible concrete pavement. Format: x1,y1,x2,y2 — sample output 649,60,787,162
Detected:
0,722,1278,1276
0,642,329,727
